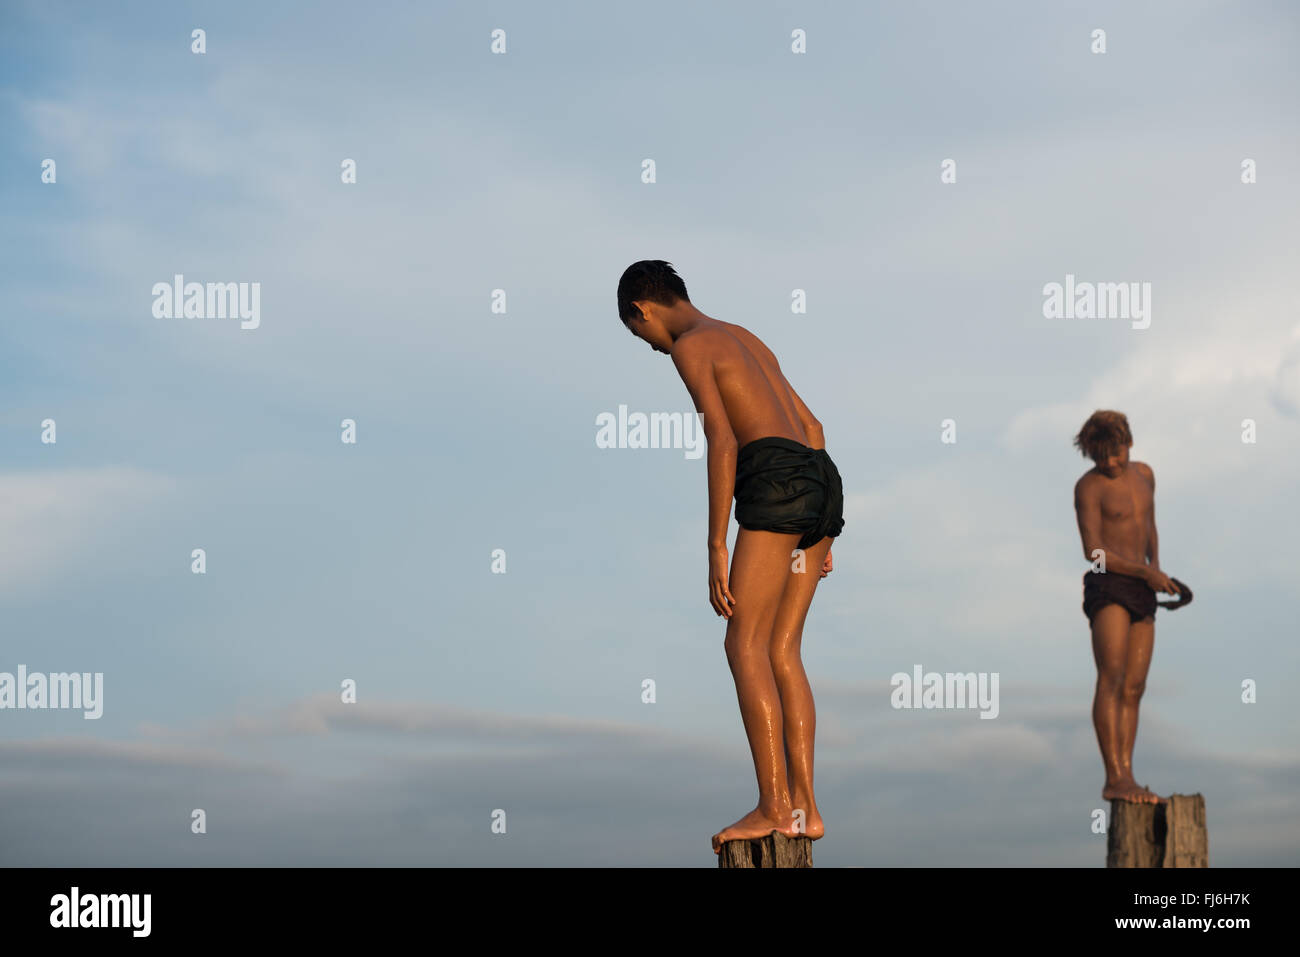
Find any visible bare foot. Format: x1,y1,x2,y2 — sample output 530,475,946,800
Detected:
1134,782,1168,804
1103,777,1162,804
787,794,825,840
711,806,789,853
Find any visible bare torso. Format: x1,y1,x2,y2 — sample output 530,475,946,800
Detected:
675,320,810,448
1077,462,1154,567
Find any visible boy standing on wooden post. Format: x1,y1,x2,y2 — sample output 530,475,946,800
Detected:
1072,411,1186,805
617,261,845,853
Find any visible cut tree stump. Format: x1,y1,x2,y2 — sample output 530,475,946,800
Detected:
717,832,813,868
1107,793,1208,868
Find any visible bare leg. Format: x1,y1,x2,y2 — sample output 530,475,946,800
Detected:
1091,605,1158,803
1118,617,1162,802
768,535,833,840
711,527,802,853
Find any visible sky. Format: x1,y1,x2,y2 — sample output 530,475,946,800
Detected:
1,0,1297,866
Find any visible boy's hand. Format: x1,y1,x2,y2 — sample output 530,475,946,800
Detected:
1145,567,1180,595
709,544,736,617
820,547,834,578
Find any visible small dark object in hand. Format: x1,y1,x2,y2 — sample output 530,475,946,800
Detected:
1157,578,1193,610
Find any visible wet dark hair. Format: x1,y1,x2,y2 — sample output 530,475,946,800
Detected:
1074,410,1133,462
617,260,689,328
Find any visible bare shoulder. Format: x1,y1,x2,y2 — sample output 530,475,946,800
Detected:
719,319,755,341
1074,470,1101,503
675,322,751,362
671,325,726,363
1133,461,1155,484
720,320,779,362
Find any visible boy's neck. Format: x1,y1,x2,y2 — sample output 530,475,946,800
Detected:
665,305,717,341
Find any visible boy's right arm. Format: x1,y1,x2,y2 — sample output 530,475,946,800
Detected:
673,341,738,550
673,339,741,618
1074,477,1161,583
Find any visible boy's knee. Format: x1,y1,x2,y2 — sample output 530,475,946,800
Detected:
768,646,799,674
1120,680,1146,703
724,625,770,660
1095,671,1124,695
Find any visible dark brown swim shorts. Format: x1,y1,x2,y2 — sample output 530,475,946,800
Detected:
1082,571,1156,624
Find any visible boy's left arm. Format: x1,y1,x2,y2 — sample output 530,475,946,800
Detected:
1140,462,1160,567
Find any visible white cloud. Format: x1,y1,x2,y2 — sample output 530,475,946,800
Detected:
1268,326,1300,417
1004,288,1300,485
0,737,279,773
4,690,1294,865
0,467,177,596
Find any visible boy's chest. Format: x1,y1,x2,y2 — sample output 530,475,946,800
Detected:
1099,477,1151,522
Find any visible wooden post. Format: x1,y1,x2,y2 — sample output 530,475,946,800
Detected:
1162,793,1209,867
1107,793,1208,868
718,832,813,868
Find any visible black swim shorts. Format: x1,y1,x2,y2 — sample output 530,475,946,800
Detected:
1082,570,1156,624
733,436,845,551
